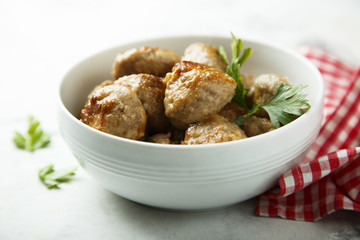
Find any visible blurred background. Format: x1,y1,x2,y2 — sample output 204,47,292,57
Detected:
1,0,360,239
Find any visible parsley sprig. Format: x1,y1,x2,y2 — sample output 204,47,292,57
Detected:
218,33,310,128
13,116,77,189
243,83,310,128
39,164,77,189
218,33,252,111
13,116,50,151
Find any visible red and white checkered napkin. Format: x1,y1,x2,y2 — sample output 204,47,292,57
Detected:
255,46,360,221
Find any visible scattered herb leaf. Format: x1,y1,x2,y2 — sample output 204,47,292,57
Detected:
39,164,77,189
13,116,50,152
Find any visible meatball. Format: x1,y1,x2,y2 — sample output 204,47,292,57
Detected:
218,102,246,122
164,61,237,129
253,73,288,105
114,74,170,134
111,47,180,79
182,114,247,145
85,80,114,101
243,116,275,137
80,83,146,140
148,132,171,144
181,43,227,72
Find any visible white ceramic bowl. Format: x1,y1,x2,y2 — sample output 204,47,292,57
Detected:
57,35,324,210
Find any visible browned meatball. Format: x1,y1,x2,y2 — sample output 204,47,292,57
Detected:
164,61,237,129
85,80,114,101
253,74,288,105
80,83,147,140
111,47,180,79
182,114,247,145
218,103,246,122
243,116,275,137
114,74,170,134
181,43,227,72
147,132,171,144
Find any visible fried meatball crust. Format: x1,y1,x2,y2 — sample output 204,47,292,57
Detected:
218,103,246,122
85,80,114,101
80,83,147,140
243,116,275,137
164,61,237,129
111,47,180,79
147,132,171,144
182,114,247,145
181,43,227,72
114,74,170,134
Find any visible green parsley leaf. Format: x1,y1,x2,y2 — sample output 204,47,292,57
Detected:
239,83,311,128
13,131,26,149
13,116,50,152
232,117,246,126
217,46,229,66
218,33,252,111
39,164,77,189
260,83,311,128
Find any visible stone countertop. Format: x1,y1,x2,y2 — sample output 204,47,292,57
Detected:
1,0,360,239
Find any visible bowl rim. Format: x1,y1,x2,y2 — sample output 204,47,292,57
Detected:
57,34,324,150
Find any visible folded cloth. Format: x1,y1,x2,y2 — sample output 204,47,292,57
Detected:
255,46,360,221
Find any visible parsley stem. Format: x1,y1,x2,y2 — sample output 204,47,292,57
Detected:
243,105,260,120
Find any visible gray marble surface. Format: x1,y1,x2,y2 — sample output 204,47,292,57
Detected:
1,0,360,239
